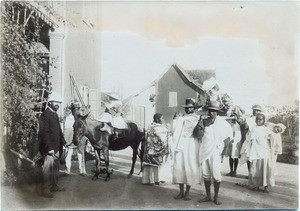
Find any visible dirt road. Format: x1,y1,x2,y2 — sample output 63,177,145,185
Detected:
1,148,299,210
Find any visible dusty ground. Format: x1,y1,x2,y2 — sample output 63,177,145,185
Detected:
1,148,299,210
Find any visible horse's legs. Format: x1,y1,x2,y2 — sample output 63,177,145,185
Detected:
65,148,74,174
128,147,138,178
77,137,87,175
103,148,110,181
77,149,86,175
92,149,101,180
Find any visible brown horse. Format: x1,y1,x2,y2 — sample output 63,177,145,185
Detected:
73,113,145,181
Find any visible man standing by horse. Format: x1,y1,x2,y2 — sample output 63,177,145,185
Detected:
38,92,66,198
63,101,88,176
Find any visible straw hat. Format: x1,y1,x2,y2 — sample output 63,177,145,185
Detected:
251,104,263,111
276,123,286,131
181,98,196,108
207,101,221,111
70,101,81,110
48,92,62,103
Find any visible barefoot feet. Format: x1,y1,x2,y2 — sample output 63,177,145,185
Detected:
198,196,212,203
214,196,222,205
183,194,191,201
174,193,184,200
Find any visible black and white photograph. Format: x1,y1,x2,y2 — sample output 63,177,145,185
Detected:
1,0,299,210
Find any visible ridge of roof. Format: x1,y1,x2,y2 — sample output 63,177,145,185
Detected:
122,81,157,105
172,64,204,93
185,69,216,85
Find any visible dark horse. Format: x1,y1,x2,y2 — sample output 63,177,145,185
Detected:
73,113,145,181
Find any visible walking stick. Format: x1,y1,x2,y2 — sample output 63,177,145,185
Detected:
10,149,35,165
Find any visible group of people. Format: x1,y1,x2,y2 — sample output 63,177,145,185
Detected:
141,77,286,205
37,92,129,198
37,77,286,204
38,92,92,198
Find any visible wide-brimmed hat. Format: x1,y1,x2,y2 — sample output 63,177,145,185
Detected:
202,77,217,92
70,102,81,110
276,123,286,131
251,104,263,111
207,101,221,111
48,92,62,103
181,98,196,108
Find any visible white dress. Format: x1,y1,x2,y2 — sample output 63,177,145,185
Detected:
244,125,273,187
172,113,201,186
223,122,242,159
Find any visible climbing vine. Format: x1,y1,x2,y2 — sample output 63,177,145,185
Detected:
1,1,51,160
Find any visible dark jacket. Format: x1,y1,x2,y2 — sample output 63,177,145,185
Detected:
38,108,66,156
239,119,249,146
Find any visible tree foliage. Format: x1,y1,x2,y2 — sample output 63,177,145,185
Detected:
1,1,51,159
267,104,299,143
267,103,299,164
186,70,216,85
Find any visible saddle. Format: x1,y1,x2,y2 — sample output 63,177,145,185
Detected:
111,128,129,141
99,122,130,141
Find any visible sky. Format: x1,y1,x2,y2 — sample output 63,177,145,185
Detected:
83,1,299,110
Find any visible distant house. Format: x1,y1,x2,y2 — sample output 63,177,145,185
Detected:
155,64,215,124
123,64,215,127
122,82,157,129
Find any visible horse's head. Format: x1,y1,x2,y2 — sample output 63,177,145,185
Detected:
73,113,89,144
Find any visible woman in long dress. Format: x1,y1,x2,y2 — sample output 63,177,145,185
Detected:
241,112,273,192
142,113,170,185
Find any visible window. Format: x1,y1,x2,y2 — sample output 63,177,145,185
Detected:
169,92,178,107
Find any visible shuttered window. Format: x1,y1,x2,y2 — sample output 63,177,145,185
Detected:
169,92,177,107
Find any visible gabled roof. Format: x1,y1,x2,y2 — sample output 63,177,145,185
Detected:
122,81,156,106
121,63,215,105
172,64,216,94
25,1,60,27
172,64,203,93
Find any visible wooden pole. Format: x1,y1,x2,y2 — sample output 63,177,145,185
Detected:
69,74,85,106
10,149,35,165
17,7,20,24
23,10,33,27
12,6,14,21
